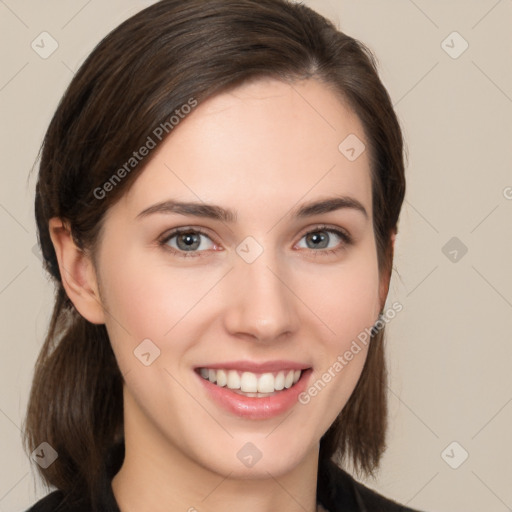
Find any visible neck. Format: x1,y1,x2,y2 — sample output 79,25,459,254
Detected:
111,389,320,512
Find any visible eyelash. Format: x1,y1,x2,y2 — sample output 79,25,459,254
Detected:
158,225,353,259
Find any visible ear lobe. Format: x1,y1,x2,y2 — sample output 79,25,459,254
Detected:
48,217,106,324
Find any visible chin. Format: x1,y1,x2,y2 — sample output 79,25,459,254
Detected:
190,433,316,480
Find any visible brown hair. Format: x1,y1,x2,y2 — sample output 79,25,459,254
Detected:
23,0,406,507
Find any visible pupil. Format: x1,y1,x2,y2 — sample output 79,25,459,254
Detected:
179,232,200,250
308,232,327,249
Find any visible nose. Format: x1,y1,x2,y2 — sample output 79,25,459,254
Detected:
222,248,299,344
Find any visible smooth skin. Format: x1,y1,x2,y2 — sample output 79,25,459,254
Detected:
49,77,393,512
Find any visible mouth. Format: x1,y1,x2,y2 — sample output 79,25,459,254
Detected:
197,367,303,397
194,362,312,419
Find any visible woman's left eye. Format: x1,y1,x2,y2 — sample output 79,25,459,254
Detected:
295,227,352,256
159,226,351,258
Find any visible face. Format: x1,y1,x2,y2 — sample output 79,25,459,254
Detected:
92,77,384,479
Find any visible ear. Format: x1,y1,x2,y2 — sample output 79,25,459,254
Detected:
378,230,396,313
48,217,106,324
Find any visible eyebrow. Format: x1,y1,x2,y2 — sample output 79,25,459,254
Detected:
136,195,368,222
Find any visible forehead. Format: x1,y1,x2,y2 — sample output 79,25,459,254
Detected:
118,77,372,221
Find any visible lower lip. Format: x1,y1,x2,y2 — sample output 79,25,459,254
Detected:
196,369,312,420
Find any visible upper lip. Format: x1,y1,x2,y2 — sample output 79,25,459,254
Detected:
195,360,311,373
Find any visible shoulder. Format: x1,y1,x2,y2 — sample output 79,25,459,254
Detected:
25,491,64,512
348,473,423,511
24,490,91,512
318,459,425,512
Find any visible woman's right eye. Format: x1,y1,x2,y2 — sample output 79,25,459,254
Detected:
159,228,217,257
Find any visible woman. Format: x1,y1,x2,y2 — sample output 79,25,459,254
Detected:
23,1,420,511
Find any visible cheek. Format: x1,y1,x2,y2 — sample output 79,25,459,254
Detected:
95,240,206,363
305,242,381,350
102,273,200,363
298,241,380,415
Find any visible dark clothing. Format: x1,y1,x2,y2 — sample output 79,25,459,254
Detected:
26,443,423,512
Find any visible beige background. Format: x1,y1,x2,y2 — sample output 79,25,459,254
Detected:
1,1,511,511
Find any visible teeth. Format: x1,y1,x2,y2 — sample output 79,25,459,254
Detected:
284,370,294,389
199,368,303,393
240,372,258,392
274,371,285,391
257,373,275,393
227,370,240,390
216,369,227,387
